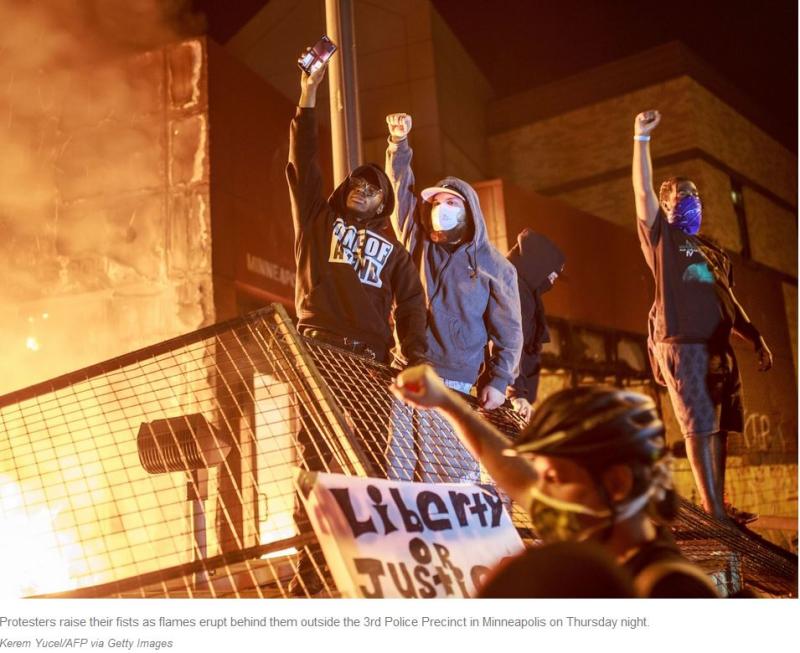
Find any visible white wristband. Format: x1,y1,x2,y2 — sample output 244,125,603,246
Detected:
633,134,651,142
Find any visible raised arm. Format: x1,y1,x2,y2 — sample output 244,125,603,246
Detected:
285,61,330,237
385,113,419,251
632,110,662,229
480,264,523,409
391,365,538,505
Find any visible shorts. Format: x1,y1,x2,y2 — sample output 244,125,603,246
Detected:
654,341,743,437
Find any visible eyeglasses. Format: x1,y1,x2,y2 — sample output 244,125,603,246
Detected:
350,177,382,198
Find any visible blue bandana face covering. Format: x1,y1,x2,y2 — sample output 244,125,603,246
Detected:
668,195,702,235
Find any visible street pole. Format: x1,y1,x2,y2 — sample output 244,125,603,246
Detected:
325,0,362,186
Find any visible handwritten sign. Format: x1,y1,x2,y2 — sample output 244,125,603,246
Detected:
296,470,524,598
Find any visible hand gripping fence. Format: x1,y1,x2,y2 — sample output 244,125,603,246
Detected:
0,305,795,598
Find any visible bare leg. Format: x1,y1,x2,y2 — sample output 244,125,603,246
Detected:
710,430,727,500
684,431,728,521
712,431,757,523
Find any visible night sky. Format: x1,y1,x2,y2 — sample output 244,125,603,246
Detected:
198,0,798,152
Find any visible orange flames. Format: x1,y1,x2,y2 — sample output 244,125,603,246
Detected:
0,475,80,597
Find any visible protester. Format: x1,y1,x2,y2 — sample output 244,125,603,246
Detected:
385,112,521,406
504,229,565,422
383,113,522,482
288,65,428,366
631,110,772,524
391,365,719,597
286,57,428,595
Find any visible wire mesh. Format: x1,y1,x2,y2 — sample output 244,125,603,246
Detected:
0,304,795,598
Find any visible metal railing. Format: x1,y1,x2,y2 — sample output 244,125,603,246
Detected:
0,305,795,598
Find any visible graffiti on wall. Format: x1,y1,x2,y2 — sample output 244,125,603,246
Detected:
741,411,793,454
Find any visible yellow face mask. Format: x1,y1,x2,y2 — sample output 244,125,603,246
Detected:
526,486,612,543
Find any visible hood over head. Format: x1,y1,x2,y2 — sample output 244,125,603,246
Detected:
508,229,565,292
420,176,488,247
328,163,395,225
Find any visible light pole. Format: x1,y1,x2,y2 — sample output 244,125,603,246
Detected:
325,0,362,186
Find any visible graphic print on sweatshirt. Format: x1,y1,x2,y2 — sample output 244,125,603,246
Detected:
329,217,395,288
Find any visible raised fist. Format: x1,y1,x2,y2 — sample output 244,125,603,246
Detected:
391,364,448,410
634,110,661,136
386,113,413,141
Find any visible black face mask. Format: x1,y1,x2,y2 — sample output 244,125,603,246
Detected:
538,270,561,294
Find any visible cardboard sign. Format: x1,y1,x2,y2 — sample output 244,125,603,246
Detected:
296,470,524,598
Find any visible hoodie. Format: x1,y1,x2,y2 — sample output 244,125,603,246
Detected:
286,107,428,364
506,229,565,402
386,137,522,392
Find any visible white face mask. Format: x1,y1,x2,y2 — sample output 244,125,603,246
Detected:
431,203,465,231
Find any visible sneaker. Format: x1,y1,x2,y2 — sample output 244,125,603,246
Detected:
725,503,758,525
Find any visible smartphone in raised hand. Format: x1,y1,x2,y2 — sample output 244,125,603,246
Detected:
298,35,337,74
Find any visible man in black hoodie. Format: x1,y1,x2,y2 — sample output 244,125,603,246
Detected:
285,60,427,595
506,229,565,423
287,62,428,366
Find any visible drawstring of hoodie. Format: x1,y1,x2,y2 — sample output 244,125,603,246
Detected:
356,228,368,267
468,243,478,279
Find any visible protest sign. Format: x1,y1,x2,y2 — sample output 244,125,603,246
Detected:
296,470,524,598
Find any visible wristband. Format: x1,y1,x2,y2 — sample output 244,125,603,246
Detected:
633,134,651,142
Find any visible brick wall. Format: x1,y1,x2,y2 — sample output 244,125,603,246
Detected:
553,157,743,252
744,187,798,276
672,458,798,551
488,76,796,205
783,283,798,378
487,75,797,278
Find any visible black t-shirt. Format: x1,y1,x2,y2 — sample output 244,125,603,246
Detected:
638,210,735,343
623,528,719,598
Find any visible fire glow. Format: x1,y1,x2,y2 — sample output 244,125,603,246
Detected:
0,476,80,597
259,521,298,560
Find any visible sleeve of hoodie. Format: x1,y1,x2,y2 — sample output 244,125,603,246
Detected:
385,137,420,253
391,250,429,366
484,261,523,395
286,107,327,238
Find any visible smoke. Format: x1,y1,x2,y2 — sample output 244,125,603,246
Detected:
0,1,205,394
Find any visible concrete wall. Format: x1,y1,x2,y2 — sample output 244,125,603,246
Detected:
224,0,491,189
206,39,303,320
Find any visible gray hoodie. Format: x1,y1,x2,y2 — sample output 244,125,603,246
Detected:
386,138,522,392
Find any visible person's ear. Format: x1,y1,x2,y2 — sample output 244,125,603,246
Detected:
601,464,634,502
